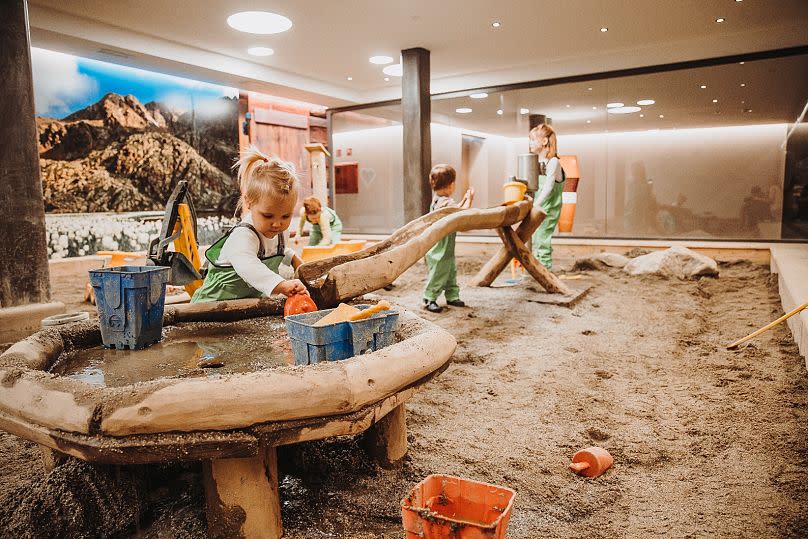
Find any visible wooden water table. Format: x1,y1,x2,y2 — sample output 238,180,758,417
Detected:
0,297,455,538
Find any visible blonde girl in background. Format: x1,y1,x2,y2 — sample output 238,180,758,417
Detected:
294,196,343,246
192,146,308,302
529,124,565,271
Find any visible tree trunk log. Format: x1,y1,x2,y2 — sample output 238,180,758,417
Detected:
497,226,571,295
362,404,407,467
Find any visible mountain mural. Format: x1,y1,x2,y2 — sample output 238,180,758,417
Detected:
37,92,239,213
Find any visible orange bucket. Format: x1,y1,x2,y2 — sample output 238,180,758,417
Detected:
569,446,613,478
502,181,527,205
402,474,515,539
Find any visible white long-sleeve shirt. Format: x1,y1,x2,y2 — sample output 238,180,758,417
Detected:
216,213,296,296
535,156,563,207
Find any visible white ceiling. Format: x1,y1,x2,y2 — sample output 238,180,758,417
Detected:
28,0,808,107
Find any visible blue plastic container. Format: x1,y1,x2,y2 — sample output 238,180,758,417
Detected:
285,305,400,365
88,266,170,350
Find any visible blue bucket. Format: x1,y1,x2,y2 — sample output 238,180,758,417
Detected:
285,305,400,365
88,266,170,350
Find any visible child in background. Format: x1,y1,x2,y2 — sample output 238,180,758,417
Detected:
192,147,308,302
423,164,474,313
295,196,343,246
529,124,565,271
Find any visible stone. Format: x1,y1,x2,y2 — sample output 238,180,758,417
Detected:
623,246,719,279
594,252,631,268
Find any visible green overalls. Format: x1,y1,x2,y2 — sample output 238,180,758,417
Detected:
191,223,286,303
531,163,566,271
308,207,343,246
423,196,460,303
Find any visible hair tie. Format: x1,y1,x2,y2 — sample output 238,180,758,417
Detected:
261,157,268,162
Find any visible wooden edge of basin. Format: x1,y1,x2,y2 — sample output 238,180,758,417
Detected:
0,304,457,440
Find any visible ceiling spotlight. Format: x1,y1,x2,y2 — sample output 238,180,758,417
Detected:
456,107,472,114
700,85,707,89
519,108,530,114
227,11,292,34
470,92,488,99
744,108,753,113
715,17,725,23
600,27,608,32
607,106,641,114
637,99,655,105
712,98,718,103
496,109,503,115
606,102,624,108
369,55,394,65
247,47,274,56
739,61,745,65
659,114,665,118
740,83,746,87
586,120,591,124
639,114,644,117
592,106,597,110
587,87,593,91
383,63,403,77
565,104,571,108
347,76,353,81
384,77,390,82
492,21,502,28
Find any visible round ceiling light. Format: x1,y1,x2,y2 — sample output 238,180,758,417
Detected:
247,47,274,56
607,106,641,114
715,17,725,23
600,27,608,32
369,55,393,65
606,102,624,108
492,21,501,28
456,107,472,114
637,99,655,105
519,108,530,115
383,63,402,77
496,109,503,115
227,11,292,34
470,92,488,99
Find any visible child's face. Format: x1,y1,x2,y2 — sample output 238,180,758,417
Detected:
246,193,297,237
529,135,547,154
306,209,321,223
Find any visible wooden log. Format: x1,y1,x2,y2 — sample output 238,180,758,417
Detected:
362,404,407,467
203,445,282,539
498,226,571,295
469,206,546,287
164,296,285,324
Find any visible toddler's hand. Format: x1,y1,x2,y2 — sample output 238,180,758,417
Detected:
274,279,309,297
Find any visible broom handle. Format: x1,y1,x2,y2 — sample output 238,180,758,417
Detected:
727,300,808,349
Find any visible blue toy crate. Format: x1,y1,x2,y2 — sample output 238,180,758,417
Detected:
88,265,170,350
285,304,400,365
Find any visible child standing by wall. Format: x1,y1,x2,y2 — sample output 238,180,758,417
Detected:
294,196,343,246
192,147,308,302
423,164,474,313
530,124,565,271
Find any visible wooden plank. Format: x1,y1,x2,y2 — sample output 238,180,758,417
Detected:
253,107,308,129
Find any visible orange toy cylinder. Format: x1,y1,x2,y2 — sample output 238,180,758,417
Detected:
569,446,613,478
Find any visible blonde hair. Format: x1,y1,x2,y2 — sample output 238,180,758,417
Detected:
234,145,299,212
529,124,558,159
303,196,322,215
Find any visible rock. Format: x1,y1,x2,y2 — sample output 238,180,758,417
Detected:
571,252,630,271
623,246,719,279
594,252,630,268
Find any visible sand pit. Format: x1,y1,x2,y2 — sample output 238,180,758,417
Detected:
0,246,806,538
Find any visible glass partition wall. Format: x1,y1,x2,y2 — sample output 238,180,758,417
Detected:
330,50,808,240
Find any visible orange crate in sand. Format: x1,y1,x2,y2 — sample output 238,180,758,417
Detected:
402,474,515,539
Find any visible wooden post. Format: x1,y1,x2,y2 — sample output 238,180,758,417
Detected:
203,445,282,539
305,143,331,207
402,47,432,222
363,404,407,467
497,226,571,295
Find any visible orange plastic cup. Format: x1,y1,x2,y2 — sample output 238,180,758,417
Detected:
569,446,613,478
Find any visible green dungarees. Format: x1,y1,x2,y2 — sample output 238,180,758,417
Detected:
191,223,286,303
423,196,460,303
531,163,565,271
308,207,343,246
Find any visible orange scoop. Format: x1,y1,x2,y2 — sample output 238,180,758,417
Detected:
284,294,318,317
569,446,613,478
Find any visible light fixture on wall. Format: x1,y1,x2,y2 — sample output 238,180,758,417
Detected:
369,55,394,64
227,11,292,34
383,64,403,77
456,107,473,114
247,47,274,56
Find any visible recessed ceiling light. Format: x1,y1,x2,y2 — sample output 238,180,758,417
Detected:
607,106,641,114
586,120,591,124
470,92,488,99
712,98,718,103
383,63,403,77
347,76,353,81
600,27,608,32
745,108,753,113
492,21,501,28
369,55,394,65
496,109,503,115
637,99,655,105
592,106,597,110
700,85,707,89
740,83,746,87
639,114,644,117
659,114,665,118
519,108,530,114
456,107,472,114
384,77,390,82
227,11,292,34
587,87,593,91
739,61,745,65
247,46,274,56
607,102,624,108
565,104,571,108
715,17,725,23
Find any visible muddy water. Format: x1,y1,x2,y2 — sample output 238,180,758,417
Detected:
49,317,293,387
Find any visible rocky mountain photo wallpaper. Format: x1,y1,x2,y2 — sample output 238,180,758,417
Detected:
32,48,239,213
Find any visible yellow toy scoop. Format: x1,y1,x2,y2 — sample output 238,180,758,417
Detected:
312,301,392,327
347,300,391,321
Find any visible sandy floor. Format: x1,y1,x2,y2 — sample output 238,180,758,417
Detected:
1,247,806,538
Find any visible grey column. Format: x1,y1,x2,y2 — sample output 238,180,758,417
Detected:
401,47,432,221
0,0,51,307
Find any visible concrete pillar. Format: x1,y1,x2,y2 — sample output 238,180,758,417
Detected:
0,0,51,307
401,47,432,221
